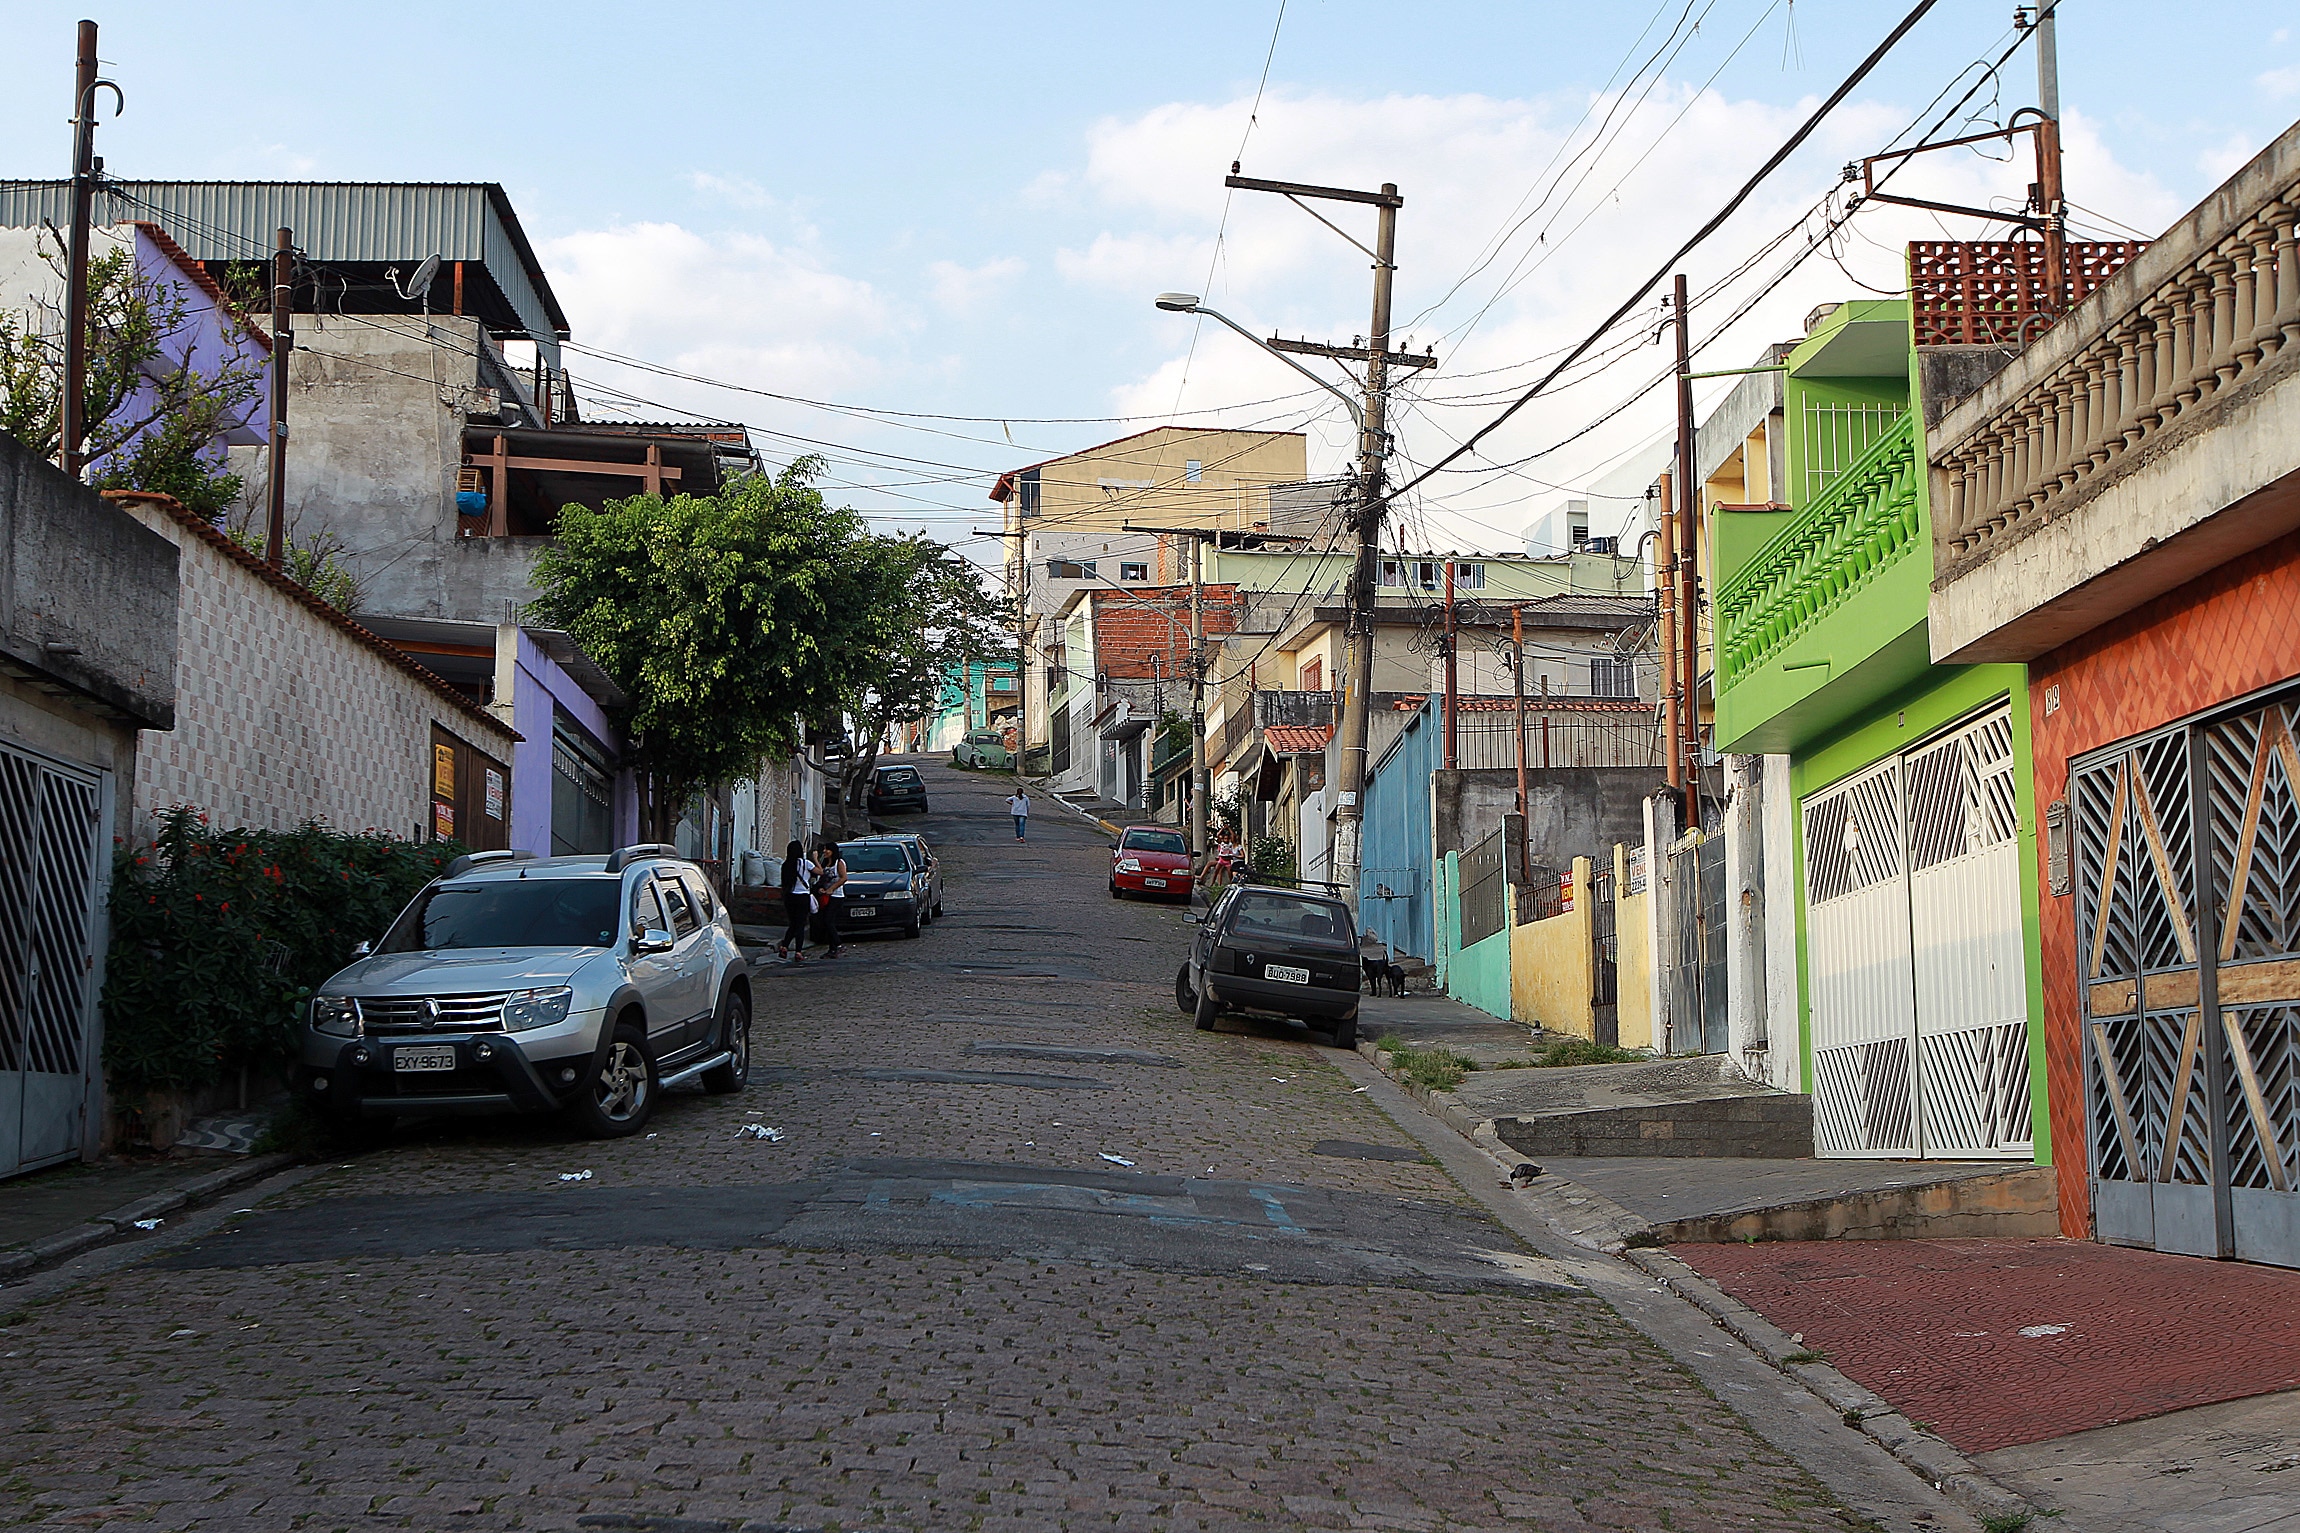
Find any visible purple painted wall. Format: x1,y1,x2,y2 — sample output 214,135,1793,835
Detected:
504,626,635,856
81,225,271,488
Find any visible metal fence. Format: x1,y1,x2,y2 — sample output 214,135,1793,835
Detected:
1589,866,1619,1046
1458,829,1508,949
1455,710,1660,770
1513,864,1566,925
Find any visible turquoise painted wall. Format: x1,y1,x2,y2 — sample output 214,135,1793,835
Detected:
1434,848,1515,1021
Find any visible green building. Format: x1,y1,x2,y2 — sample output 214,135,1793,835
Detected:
1708,298,2047,1166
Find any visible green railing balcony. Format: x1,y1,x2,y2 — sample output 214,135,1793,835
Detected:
1715,411,1919,694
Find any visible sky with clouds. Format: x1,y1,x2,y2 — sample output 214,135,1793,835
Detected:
2,1,2295,565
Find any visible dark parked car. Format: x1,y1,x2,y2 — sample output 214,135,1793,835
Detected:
868,761,929,815
873,831,943,920
830,838,931,938
1175,883,1360,1048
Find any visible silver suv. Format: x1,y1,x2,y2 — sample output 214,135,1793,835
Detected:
297,845,752,1138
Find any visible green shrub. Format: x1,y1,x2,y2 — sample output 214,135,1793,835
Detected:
1246,834,1297,888
1527,1038,1649,1069
103,807,461,1092
1375,1037,1479,1092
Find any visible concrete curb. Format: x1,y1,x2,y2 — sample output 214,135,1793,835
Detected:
0,1150,298,1284
1623,1246,2039,1525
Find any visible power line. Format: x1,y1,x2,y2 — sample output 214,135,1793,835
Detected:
1383,0,1942,511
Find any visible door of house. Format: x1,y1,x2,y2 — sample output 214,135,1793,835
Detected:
1803,703,2034,1159
2074,690,2300,1267
0,739,108,1180
1589,865,1619,1047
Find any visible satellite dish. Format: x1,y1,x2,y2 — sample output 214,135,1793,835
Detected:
389,254,443,303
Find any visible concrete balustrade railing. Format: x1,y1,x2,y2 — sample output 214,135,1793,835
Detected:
1932,146,2300,572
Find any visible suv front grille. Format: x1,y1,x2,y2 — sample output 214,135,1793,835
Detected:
357,994,509,1033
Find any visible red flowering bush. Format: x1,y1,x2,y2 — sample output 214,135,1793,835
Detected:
104,807,463,1091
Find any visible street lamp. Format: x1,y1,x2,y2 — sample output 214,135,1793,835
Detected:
1152,293,1363,427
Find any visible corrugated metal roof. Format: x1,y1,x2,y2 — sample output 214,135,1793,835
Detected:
0,181,568,340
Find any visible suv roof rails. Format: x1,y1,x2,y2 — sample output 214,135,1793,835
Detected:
442,848,539,881
604,843,682,874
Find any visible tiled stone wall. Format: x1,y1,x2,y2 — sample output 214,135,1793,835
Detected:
115,495,519,841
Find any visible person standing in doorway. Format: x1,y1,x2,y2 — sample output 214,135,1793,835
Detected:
1007,788,1029,841
775,840,813,963
812,839,848,958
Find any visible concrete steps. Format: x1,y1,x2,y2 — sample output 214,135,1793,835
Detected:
1458,1054,1814,1160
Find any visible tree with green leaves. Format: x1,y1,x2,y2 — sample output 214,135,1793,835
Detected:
831,535,1016,820
0,233,264,518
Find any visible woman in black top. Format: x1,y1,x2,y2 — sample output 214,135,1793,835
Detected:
812,840,848,958
776,839,812,962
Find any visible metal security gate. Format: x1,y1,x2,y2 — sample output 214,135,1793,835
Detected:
0,739,110,1180
1804,704,2034,1159
2075,689,2300,1267
1589,865,1620,1048
1662,834,1727,1054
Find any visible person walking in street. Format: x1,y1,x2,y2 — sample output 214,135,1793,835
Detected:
812,839,848,957
775,839,813,963
1007,788,1029,841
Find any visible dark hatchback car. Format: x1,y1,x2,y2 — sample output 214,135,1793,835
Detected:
868,761,930,815
1176,883,1360,1048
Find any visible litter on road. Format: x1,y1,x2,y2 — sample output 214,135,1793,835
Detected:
132,1218,163,1230
738,1124,786,1141
558,1170,593,1182
1098,1153,1136,1167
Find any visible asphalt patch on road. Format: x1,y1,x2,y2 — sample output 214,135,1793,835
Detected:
840,1066,1112,1090
967,1042,1179,1066
923,1012,1089,1029
1313,1139,1430,1163
153,1158,1577,1294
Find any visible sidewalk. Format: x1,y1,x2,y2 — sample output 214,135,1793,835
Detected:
1,1149,295,1282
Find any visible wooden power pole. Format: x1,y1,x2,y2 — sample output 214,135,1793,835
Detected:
1671,274,1701,834
59,20,109,479
266,228,293,569
1442,559,1459,770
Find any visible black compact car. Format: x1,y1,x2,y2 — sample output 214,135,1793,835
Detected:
874,831,943,920
1175,883,1360,1048
868,762,929,815
829,838,929,938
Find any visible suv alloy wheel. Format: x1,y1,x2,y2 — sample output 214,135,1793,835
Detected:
569,1021,658,1138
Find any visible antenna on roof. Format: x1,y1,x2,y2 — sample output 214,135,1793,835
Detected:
386,254,442,304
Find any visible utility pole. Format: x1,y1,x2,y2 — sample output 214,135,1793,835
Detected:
2032,3,2066,312
1216,174,1415,917
59,20,104,479
972,523,1031,782
1658,477,1682,799
1442,559,1459,770
266,228,293,569
1511,604,1529,877
1190,534,1208,862
1671,274,1701,834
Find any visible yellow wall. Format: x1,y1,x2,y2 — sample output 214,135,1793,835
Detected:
1509,855,1595,1037
1007,428,1308,547
1614,840,1655,1050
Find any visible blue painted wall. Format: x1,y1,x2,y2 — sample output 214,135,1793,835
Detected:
1360,698,1440,964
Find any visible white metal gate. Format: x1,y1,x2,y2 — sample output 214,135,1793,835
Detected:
0,739,109,1180
1803,704,2035,1159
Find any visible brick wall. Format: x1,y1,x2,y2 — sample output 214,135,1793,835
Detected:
2028,526,2300,1237
110,492,521,841
1090,584,1240,679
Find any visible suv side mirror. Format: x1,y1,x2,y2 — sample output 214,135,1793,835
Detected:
632,926,675,955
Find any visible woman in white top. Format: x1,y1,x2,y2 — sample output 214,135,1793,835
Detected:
1007,790,1030,841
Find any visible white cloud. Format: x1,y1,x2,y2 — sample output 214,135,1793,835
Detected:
685,171,777,210
1069,84,2180,550
539,221,900,416
2258,65,2300,101
928,255,1025,316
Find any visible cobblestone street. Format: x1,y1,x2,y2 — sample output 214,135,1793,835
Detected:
2,761,1919,1532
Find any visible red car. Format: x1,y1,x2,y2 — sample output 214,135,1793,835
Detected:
1110,825,1193,901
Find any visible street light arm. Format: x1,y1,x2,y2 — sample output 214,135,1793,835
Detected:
1185,303,1365,428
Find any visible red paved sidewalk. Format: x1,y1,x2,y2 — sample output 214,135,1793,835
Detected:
1676,1237,2300,1453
